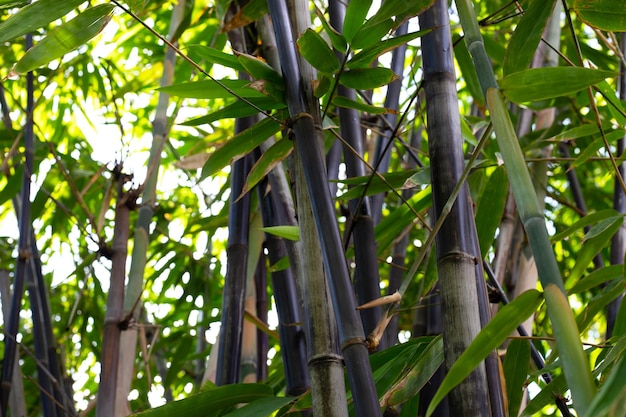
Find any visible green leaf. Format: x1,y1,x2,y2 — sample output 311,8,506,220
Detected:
224,396,295,417
381,335,444,406
202,118,282,178
131,383,274,417
0,0,86,43
569,130,624,170
336,169,422,201
339,67,398,90
475,166,508,256
573,0,626,31
158,79,267,99
503,338,531,417
296,29,340,74
553,209,620,242
570,215,623,283
347,29,429,69
519,374,568,417
11,4,114,75
331,95,398,115
569,265,623,294
316,9,347,53
454,34,484,105
261,226,300,241
359,0,435,34
500,67,617,104
503,0,557,76
343,0,373,43
426,289,543,417
240,138,293,198
187,44,245,72
584,354,626,417
351,18,395,50
237,53,283,85
182,98,286,126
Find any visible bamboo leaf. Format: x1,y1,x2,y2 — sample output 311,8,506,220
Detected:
569,265,622,294
240,139,293,198
158,79,267,99
332,95,398,115
500,67,617,104
336,169,422,201
573,0,626,31
339,67,398,90
519,374,568,417
237,53,283,85
553,209,620,242
0,0,86,43
347,30,429,69
426,289,543,417
453,33,484,105
351,18,395,50
316,9,347,53
576,280,624,332
583,355,626,417
202,118,283,178
381,335,444,406
503,338,531,417
475,166,508,256
570,215,623,283
503,0,557,76
359,0,435,34
224,396,295,417
544,284,596,414
222,0,267,32
131,383,274,417
182,98,286,126
11,4,115,75
296,29,340,74
343,0,373,43
187,45,245,72
260,226,300,241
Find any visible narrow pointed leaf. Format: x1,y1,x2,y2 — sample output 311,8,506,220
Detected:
426,289,543,417
544,284,595,415
0,0,86,43
343,0,373,43
569,264,623,294
570,215,623,283
475,166,508,256
339,67,398,90
500,67,617,104
187,45,245,72
360,0,435,32
202,118,282,178
351,18,395,50
519,374,568,417
347,29,430,69
182,98,286,126
12,4,114,75
381,335,444,406
296,28,340,74
503,0,557,76
240,138,293,197
158,79,267,99
224,396,296,417
332,95,398,115
237,53,283,85
131,383,273,417
553,209,620,242
583,355,626,417
503,338,531,417
573,0,626,31
316,9,347,53
260,226,300,241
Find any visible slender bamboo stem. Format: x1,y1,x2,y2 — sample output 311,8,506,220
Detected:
97,170,131,417
267,1,381,415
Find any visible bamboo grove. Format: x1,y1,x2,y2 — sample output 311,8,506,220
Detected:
1,0,626,416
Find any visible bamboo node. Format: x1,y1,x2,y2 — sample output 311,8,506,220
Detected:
340,336,366,351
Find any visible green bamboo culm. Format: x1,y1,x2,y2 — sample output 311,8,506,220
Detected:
455,0,596,412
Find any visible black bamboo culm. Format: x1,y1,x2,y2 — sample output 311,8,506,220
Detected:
97,169,131,417
419,1,491,416
216,139,253,386
370,20,409,225
608,32,626,339
258,181,309,395
483,261,573,417
267,1,382,415
255,256,269,382
328,0,384,346
0,34,35,417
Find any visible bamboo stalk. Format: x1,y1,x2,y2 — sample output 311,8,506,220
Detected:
97,169,131,417
0,34,35,417
267,1,381,415
328,0,383,346
419,3,491,415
